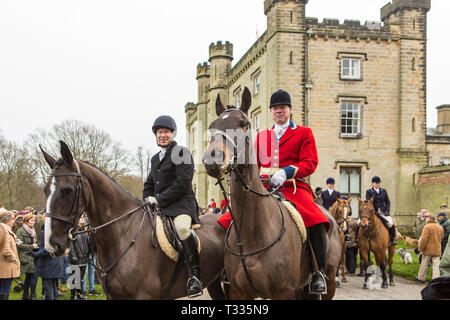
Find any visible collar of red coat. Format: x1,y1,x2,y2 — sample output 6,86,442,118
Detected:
269,120,298,146
271,120,297,130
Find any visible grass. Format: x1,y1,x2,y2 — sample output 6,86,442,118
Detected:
8,275,106,300
356,239,433,281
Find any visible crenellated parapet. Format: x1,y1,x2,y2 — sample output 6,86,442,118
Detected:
381,0,431,22
264,0,308,15
196,62,210,79
306,17,398,42
208,41,233,61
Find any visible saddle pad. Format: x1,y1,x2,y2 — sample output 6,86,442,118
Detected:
282,200,307,243
155,215,201,262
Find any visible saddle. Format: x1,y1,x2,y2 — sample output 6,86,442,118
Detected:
154,213,201,262
271,194,307,243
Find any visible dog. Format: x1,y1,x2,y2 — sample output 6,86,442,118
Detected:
405,236,418,247
397,248,413,264
396,231,405,241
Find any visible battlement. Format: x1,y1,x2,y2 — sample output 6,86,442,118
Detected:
264,0,308,15
196,62,210,78
381,0,431,21
209,41,233,61
306,17,385,31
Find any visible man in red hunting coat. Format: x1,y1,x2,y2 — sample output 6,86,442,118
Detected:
218,89,330,294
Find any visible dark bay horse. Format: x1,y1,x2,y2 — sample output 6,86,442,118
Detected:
358,197,395,289
40,141,226,299
202,87,341,300
329,197,352,287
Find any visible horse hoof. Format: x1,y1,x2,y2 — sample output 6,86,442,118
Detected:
390,281,395,286
336,281,341,288
363,283,369,290
382,282,388,289
342,278,348,283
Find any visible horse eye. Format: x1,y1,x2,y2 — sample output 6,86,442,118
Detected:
240,120,247,127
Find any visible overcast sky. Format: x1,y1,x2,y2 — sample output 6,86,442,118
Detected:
1,0,448,158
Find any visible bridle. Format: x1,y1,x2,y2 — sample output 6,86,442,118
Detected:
359,204,382,241
46,159,153,279
46,160,85,230
334,204,349,232
211,108,286,298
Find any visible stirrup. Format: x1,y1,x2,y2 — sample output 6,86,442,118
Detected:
187,276,203,298
309,272,328,295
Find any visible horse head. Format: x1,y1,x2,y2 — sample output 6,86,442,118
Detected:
203,87,253,179
358,197,374,230
40,141,89,257
334,197,352,231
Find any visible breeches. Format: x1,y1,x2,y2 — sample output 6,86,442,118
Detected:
173,214,192,241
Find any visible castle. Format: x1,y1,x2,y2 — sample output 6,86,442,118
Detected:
185,0,450,225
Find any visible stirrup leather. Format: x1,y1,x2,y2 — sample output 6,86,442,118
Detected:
309,271,328,295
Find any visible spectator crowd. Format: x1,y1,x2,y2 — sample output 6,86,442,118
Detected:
0,204,101,300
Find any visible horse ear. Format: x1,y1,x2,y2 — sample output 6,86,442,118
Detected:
60,140,73,166
368,197,374,204
239,87,251,115
216,94,225,117
348,197,353,203
357,197,362,203
39,144,56,169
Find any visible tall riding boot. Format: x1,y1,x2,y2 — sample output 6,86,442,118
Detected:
180,233,203,298
389,226,397,245
309,223,328,294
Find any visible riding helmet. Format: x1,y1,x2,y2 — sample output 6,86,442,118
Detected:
269,89,292,108
371,176,381,183
152,115,177,134
326,177,335,185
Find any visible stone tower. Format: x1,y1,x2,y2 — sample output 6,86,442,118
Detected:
206,41,233,204
264,0,308,125
381,0,431,214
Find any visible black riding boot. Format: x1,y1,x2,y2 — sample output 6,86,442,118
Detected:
389,226,397,245
309,223,328,294
181,233,203,298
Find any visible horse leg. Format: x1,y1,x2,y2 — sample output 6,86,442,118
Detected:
376,253,388,289
335,266,340,288
341,245,347,283
360,250,370,289
388,245,395,286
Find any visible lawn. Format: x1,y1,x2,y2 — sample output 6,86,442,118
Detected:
357,239,434,281
8,276,106,300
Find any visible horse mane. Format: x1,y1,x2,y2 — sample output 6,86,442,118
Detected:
226,105,237,110
80,160,142,205
329,201,338,218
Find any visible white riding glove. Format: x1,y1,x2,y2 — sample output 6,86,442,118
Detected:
270,169,287,188
145,196,159,207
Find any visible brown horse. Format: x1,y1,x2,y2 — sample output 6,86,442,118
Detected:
40,141,226,299
329,197,352,287
202,87,341,300
358,197,396,289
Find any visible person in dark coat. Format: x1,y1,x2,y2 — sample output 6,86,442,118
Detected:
32,216,65,300
68,216,91,300
143,115,202,297
365,176,397,245
320,177,341,211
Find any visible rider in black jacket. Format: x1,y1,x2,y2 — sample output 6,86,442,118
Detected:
143,115,202,297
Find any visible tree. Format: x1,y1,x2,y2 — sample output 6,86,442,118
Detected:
0,136,45,210
26,119,132,184
135,146,152,182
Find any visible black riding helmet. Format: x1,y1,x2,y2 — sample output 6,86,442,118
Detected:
152,115,177,135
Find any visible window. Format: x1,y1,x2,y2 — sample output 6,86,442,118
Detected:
253,112,261,132
440,158,450,165
339,167,361,218
340,102,361,137
233,87,241,108
341,58,360,79
254,75,261,95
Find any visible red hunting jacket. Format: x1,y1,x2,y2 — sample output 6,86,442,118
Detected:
218,121,330,231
